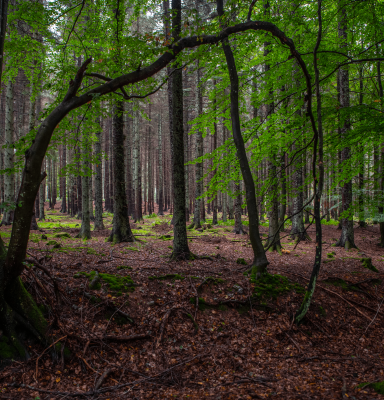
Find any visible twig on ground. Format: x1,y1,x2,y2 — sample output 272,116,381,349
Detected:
35,336,67,381
94,368,112,391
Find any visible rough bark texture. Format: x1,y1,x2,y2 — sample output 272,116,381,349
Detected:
108,101,135,244
192,61,203,229
2,79,14,225
76,134,91,240
170,0,190,260
157,110,164,216
335,6,356,250
233,183,245,234
94,117,104,230
290,142,308,242
264,158,282,253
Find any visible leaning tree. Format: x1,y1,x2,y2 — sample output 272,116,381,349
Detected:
0,2,325,356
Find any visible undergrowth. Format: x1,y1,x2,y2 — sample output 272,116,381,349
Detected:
249,273,305,303
74,271,135,295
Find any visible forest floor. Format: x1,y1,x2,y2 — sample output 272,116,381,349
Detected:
0,206,383,400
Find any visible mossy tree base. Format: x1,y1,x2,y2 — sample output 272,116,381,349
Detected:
264,241,282,255
247,262,269,280
0,276,48,361
169,250,195,261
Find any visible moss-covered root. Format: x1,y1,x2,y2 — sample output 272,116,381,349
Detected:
247,262,268,280
169,250,195,261
6,278,48,342
0,301,29,360
107,232,135,244
187,222,194,230
361,258,379,273
264,241,282,255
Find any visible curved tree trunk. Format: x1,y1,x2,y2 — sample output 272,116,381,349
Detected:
218,0,268,277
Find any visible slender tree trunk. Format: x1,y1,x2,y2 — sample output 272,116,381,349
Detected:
265,157,282,253
218,0,268,276
76,134,91,239
335,5,356,249
2,79,14,225
94,116,104,230
108,101,135,243
158,109,164,215
192,61,203,229
170,0,190,260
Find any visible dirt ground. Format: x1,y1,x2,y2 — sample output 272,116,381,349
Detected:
0,205,383,400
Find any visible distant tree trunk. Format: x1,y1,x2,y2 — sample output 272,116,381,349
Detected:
279,151,287,230
290,141,308,241
0,0,9,87
94,117,104,230
192,61,203,229
358,67,365,228
158,109,164,215
233,183,244,234
335,6,356,250
108,101,135,243
2,79,14,225
52,159,57,208
228,181,234,219
265,157,282,253
133,106,143,222
377,53,384,245
39,160,45,221
76,134,91,239
60,141,67,213
76,175,82,219
212,80,218,225
125,106,134,217
104,120,111,213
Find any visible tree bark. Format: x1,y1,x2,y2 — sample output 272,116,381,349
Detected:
218,0,268,276
335,5,356,250
108,101,135,243
170,0,190,260
1,79,14,225
94,116,104,230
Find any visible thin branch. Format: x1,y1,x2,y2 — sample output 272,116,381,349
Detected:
247,0,257,21
63,0,86,49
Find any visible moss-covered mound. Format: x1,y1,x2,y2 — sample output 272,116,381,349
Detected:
250,273,305,302
74,271,135,295
149,273,185,281
54,232,71,238
357,381,384,395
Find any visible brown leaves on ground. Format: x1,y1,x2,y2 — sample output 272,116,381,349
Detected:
0,206,383,399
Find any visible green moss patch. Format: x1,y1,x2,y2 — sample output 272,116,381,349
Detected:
54,232,71,238
0,336,17,360
322,277,359,291
74,271,135,295
149,273,185,281
250,273,305,302
236,258,247,265
357,381,384,395
116,266,132,270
